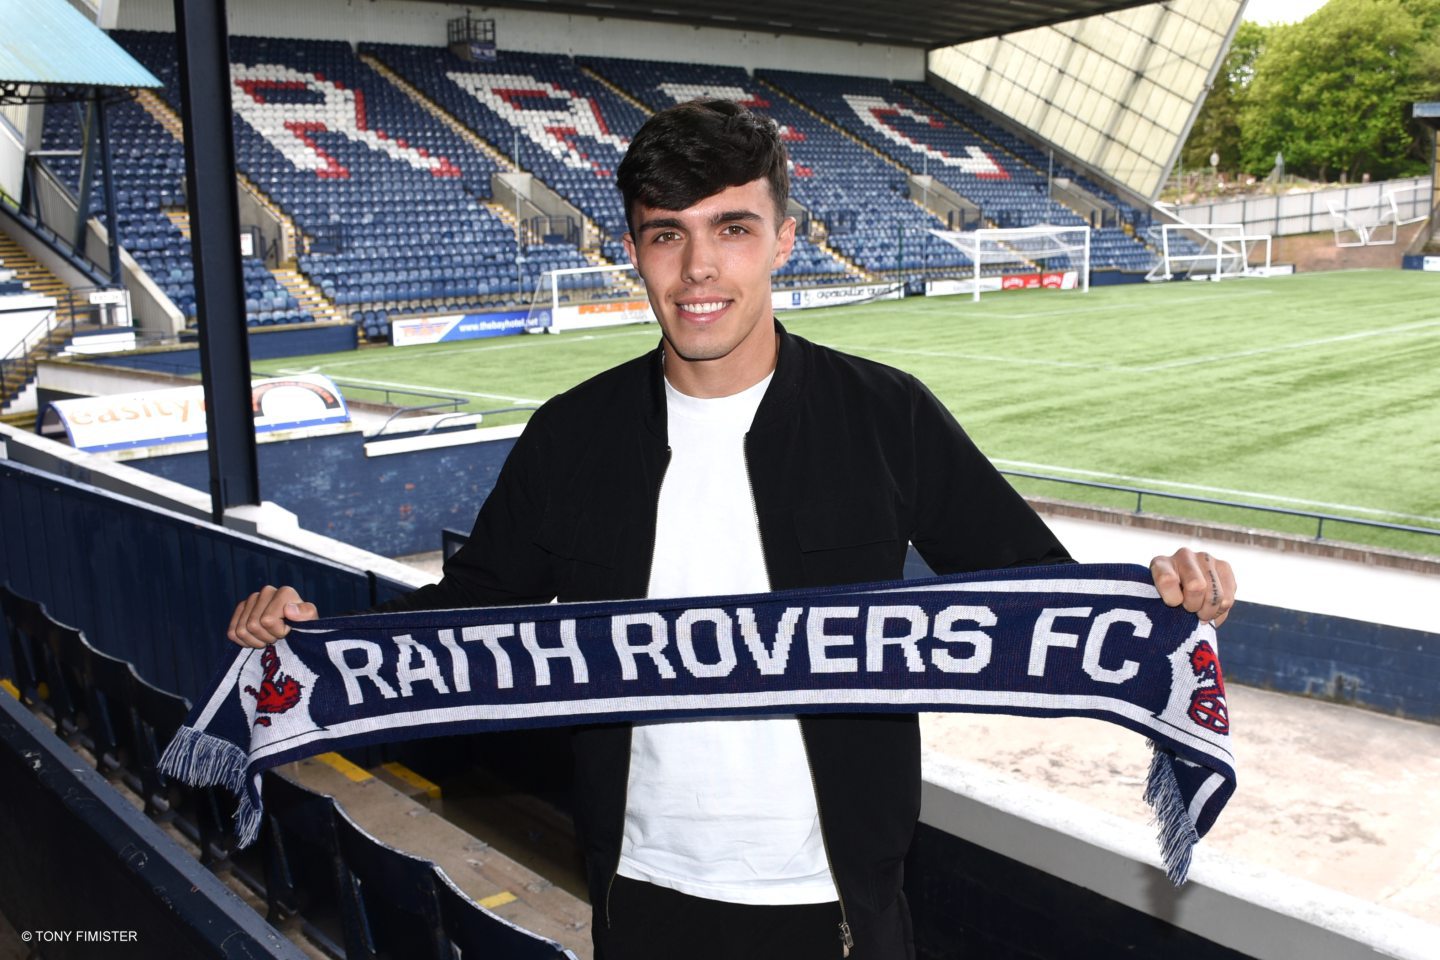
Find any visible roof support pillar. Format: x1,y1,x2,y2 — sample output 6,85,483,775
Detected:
173,0,260,520
95,94,123,286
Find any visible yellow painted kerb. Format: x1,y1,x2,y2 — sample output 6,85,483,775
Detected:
316,752,372,782
381,761,443,800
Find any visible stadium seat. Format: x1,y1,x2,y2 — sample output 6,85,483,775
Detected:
333,803,449,960
257,771,347,951
434,868,579,959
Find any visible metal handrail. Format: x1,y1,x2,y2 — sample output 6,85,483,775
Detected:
1000,469,1440,543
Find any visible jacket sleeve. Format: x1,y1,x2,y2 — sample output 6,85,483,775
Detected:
905,376,1072,575
374,407,559,613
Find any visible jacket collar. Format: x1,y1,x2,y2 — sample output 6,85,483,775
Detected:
643,318,804,439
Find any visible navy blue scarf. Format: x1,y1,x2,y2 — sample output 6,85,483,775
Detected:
161,562,1234,884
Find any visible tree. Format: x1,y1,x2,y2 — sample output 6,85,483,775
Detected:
1238,0,1440,182
1180,21,1268,173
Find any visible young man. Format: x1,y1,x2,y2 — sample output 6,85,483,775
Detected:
231,100,1236,959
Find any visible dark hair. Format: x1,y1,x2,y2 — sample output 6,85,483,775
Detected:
617,99,789,235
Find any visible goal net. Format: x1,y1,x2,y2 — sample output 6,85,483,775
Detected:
523,263,652,333
927,225,1091,302
1151,223,1271,280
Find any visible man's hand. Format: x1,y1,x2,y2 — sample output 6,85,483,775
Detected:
228,585,318,648
1149,548,1236,626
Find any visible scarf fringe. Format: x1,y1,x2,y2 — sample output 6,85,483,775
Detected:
234,785,263,848
159,724,264,847
1144,741,1199,886
159,725,248,794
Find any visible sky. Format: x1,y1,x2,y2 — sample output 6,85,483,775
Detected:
1242,0,1330,25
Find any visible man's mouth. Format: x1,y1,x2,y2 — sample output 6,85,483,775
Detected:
677,299,731,316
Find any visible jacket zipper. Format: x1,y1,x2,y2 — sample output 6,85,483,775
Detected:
744,434,853,958
606,443,672,928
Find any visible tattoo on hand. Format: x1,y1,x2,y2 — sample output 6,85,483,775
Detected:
1209,570,1221,606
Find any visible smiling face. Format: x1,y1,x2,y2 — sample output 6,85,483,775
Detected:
623,178,796,398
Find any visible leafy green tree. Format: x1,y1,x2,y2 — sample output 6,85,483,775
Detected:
1238,0,1440,181
1181,20,1269,172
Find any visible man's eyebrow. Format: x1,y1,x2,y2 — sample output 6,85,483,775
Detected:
636,216,684,234
635,210,765,234
711,210,763,225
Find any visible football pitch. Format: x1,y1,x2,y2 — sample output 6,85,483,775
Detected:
256,270,1440,556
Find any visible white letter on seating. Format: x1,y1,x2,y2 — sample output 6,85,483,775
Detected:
519,620,590,686
737,607,801,675
930,605,995,674
1028,607,1093,677
808,606,860,673
675,609,738,678
326,639,398,705
1083,610,1148,684
865,605,928,672
611,613,676,681
394,634,450,697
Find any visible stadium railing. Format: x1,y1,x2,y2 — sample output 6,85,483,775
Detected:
998,469,1440,550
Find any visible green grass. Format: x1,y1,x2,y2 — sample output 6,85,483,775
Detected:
253,270,1440,556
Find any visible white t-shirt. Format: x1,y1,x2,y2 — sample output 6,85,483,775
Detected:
615,373,838,905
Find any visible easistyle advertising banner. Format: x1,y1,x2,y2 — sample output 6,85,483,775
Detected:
47,374,349,453
1425,256,1440,272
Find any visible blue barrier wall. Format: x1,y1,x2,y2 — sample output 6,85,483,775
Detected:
123,429,519,558
1088,270,1149,287
904,823,1247,960
1221,601,1439,721
0,458,412,703
93,322,357,375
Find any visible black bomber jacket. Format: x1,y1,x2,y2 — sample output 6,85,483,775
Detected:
384,320,1070,957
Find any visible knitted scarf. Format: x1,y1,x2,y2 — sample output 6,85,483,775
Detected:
160,562,1234,884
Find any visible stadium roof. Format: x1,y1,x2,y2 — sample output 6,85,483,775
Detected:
0,0,161,104
440,0,1161,49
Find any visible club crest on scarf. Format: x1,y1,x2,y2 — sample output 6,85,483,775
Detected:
238,641,322,745
1157,624,1231,744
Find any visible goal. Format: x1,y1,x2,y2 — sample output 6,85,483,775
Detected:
927,225,1091,302
523,263,652,333
1151,223,1271,281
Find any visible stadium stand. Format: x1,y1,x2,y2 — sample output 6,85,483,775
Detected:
112,33,602,343
580,56,956,281
761,70,1160,272
39,94,313,327
362,44,643,266
34,35,1178,350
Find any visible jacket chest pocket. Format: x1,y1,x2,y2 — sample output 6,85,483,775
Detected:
534,502,618,570
794,495,905,583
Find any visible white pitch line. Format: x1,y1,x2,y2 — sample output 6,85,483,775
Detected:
990,288,1277,321
823,316,1440,373
994,458,1440,525
821,342,1121,371
1133,319,1440,372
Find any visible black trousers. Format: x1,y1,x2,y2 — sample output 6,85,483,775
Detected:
594,875,847,960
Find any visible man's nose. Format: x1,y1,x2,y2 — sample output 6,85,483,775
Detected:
682,236,719,283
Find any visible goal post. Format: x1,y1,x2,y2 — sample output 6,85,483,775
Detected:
523,263,652,333
927,225,1091,302
1155,223,1271,280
